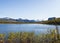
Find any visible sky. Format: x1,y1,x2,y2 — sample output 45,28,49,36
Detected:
0,0,60,20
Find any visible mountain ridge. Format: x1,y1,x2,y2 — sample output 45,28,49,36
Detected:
0,17,39,23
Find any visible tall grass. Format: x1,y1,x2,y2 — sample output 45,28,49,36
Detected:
0,29,60,43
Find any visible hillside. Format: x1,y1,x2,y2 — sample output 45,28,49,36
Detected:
39,17,60,25
0,17,37,24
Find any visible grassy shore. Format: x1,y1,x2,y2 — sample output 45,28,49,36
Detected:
0,21,41,24
0,29,60,43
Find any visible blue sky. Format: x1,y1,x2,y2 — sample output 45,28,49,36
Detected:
0,0,60,20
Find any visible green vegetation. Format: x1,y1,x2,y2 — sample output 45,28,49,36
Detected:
0,29,60,43
35,18,60,25
0,21,25,24
0,21,38,24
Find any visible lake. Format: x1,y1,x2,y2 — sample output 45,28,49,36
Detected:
0,24,60,34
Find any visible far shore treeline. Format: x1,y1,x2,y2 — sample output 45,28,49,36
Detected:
0,17,60,25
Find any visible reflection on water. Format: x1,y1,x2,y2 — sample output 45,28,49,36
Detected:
0,24,59,34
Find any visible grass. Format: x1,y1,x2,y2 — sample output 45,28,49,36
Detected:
0,21,40,24
0,29,60,43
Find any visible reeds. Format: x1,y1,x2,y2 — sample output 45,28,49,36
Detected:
0,29,60,43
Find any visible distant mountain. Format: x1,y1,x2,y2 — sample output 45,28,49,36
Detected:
0,17,37,23
16,18,36,22
0,17,17,22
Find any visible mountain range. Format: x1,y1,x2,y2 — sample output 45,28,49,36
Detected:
0,17,38,23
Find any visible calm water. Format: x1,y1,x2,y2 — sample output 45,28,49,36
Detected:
0,24,60,34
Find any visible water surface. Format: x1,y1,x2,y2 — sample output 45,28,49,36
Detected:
0,24,59,34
